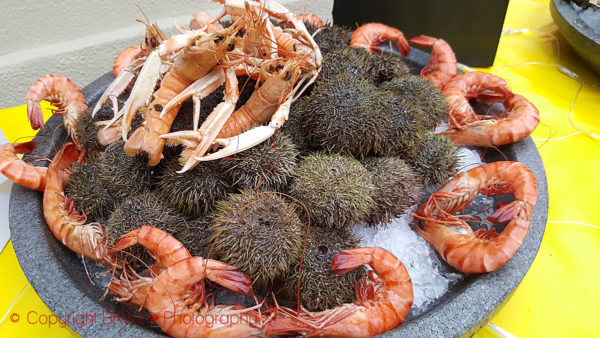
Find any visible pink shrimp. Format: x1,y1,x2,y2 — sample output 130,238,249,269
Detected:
0,142,47,191
413,161,538,273
107,225,192,309
444,93,540,147
266,246,413,337
144,257,264,337
350,23,410,57
442,71,513,129
409,35,457,88
26,74,87,145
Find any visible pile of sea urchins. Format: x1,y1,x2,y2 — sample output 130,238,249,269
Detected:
64,22,459,312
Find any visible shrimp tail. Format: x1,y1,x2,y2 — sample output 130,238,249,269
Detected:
26,100,45,130
487,200,523,223
207,267,252,295
409,34,436,47
331,247,373,275
51,142,82,172
108,228,142,256
12,141,37,155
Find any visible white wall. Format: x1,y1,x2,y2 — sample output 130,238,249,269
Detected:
0,0,333,108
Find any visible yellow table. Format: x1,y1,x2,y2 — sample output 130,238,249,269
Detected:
1,0,599,336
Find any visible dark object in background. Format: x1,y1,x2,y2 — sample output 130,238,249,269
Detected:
551,0,600,76
570,0,600,9
333,0,509,67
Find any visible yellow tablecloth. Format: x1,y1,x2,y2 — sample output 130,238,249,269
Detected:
1,0,599,336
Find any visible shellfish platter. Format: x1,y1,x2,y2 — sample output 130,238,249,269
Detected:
8,1,548,337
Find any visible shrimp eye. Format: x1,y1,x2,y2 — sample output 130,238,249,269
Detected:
284,71,292,81
236,30,244,38
145,37,149,45
150,37,157,48
214,34,224,43
227,42,235,51
276,64,284,72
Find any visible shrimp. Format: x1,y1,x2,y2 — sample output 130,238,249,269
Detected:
43,142,108,262
413,161,538,274
107,225,192,309
444,93,540,147
144,256,264,337
350,23,410,57
0,142,47,191
26,74,87,146
265,246,413,337
442,71,513,129
189,10,224,32
409,35,457,88
295,13,324,28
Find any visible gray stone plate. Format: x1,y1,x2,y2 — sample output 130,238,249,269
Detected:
10,48,548,337
551,0,600,76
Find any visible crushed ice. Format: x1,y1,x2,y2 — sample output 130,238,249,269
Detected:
351,146,487,317
351,207,462,317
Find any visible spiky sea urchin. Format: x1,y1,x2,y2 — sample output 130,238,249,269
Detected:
302,75,391,157
320,47,372,80
377,96,430,159
220,133,299,192
368,53,411,84
98,141,157,201
382,75,449,129
362,157,422,226
157,156,231,218
64,156,115,219
280,228,365,312
174,217,213,258
408,133,459,186
107,191,188,269
313,24,352,54
280,96,310,152
208,190,305,287
290,153,375,229
108,191,186,239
